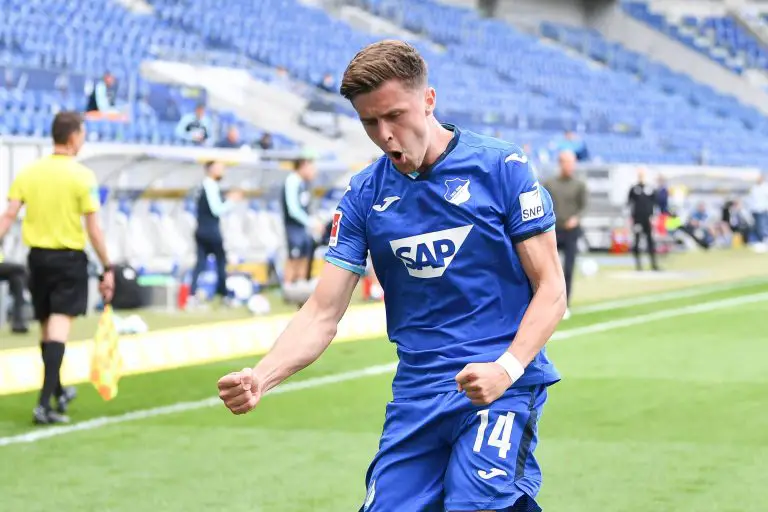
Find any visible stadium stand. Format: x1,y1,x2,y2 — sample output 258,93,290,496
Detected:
0,0,296,147
540,22,768,169
3,0,767,165
621,1,768,75
346,0,768,168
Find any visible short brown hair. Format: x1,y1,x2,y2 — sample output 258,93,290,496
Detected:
340,40,427,101
51,111,83,145
293,157,310,171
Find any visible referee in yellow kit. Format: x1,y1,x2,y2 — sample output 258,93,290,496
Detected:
0,111,115,425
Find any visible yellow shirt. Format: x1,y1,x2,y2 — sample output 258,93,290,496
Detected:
8,155,100,250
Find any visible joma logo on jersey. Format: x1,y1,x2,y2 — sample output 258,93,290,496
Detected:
389,225,473,278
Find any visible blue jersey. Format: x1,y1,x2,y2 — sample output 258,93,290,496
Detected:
325,125,560,399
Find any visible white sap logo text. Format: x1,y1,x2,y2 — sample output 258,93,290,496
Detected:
389,225,473,278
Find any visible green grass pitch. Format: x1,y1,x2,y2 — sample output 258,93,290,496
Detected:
0,281,767,511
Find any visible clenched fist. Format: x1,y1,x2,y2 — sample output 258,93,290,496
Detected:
455,362,512,406
217,367,262,415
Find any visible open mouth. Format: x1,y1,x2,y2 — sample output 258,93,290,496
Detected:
389,151,404,163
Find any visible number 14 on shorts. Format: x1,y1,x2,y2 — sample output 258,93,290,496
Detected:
473,410,516,459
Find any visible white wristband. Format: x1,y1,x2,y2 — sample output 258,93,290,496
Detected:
495,352,525,385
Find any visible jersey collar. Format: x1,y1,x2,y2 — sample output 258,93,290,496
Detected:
403,123,460,181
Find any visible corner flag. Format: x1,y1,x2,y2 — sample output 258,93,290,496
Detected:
90,305,123,400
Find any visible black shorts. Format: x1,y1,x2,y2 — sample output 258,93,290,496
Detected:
27,248,89,321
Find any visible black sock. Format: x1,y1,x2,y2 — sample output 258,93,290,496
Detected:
41,341,66,397
39,341,66,410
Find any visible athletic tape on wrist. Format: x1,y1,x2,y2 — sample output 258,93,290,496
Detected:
495,352,525,384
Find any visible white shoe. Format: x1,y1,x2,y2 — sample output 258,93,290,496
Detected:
563,308,571,320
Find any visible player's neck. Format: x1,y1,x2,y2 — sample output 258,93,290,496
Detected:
419,121,454,171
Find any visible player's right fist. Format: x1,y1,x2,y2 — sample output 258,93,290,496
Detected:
217,367,262,415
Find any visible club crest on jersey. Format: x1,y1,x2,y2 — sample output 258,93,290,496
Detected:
444,178,471,206
389,225,473,278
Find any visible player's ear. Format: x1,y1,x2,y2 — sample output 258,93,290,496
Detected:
424,87,436,117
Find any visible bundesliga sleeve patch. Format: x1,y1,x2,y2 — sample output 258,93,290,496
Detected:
329,210,343,247
519,184,544,222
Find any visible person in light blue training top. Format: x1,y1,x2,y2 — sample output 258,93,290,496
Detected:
85,71,117,113
189,161,242,304
175,103,213,145
280,157,318,286
216,40,567,512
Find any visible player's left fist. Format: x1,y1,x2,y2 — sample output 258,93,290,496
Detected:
455,363,512,406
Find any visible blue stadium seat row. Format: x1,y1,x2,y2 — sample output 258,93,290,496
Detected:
622,1,768,74
0,0,297,148
1,0,766,166
355,0,768,168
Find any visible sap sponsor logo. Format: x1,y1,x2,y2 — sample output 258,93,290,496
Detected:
519,183,544,222
389,225,473,278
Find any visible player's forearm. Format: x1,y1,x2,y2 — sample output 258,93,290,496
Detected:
506,279,566,366
253,298,338,393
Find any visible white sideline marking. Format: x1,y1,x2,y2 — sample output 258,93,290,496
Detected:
0,363,397,448
574,278,767,314
1,292,766,448
554,292,768,341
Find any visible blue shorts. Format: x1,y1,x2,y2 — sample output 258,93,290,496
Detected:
285,225,313,260
361,385,549,512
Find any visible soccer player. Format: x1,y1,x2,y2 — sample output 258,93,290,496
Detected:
217,40,566,512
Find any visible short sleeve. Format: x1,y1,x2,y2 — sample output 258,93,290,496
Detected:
8,173,25,202
500,146,556,243
78,168,100,214
324,180,368,276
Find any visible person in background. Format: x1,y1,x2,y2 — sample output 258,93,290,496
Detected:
215,126,243,149
656,175,670,215
627,168,660,271
0,111,114,425
683,202,715,249
258,132,274,150
189,161,243,307
280,157,319,286
722,198,753,245
0,248,29,334
544,150,587,320
319,73,336,93
85,71,118,114
551,130,589,161
175,103,213,145
749,174,768,243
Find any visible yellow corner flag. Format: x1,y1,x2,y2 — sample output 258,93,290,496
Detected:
90,305,123,400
